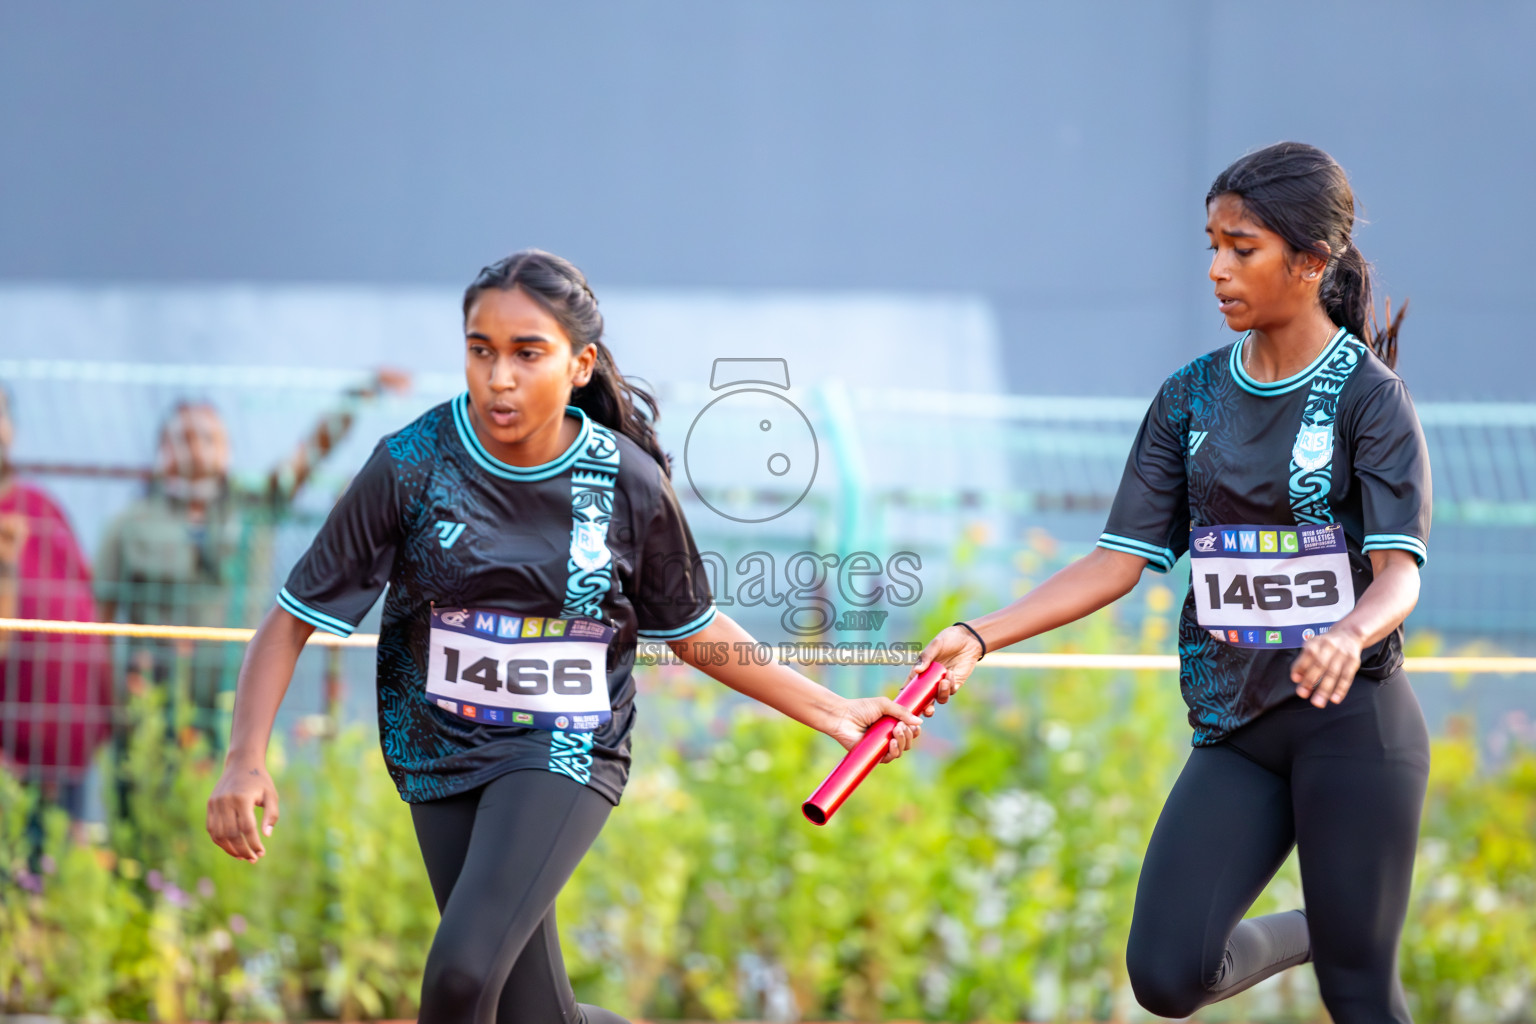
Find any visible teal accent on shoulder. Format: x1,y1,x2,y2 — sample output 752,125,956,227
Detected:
451,393,591,482
1096,534,1174,573
1362,534,1428,567
277,588,355,637
637,604,720,641
1229,327,1350,397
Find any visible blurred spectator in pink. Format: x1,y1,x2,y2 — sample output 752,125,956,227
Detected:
0,384,111,820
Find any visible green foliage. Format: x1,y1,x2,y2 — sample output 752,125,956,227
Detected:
1,585,1532,1020
1,685,438,1021
1401,724,1536,1022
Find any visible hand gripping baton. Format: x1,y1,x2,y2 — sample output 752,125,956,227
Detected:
801,662,947,825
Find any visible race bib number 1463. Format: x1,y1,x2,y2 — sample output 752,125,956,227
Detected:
1189,524,1355,649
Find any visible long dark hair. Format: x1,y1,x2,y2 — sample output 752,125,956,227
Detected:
1208,142,1406,370
462,249,669,474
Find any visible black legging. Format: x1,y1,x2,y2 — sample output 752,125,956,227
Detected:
411,769,631,1024
1127,672,1430,1023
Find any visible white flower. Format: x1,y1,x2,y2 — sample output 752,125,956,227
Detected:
985,789,1057,845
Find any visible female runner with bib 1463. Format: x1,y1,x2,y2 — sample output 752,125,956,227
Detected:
204,249,924,1024
909,142,1429,1023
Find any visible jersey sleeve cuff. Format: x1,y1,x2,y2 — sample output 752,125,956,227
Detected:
636,603,719,641
1096,533,1176,574
277,587,358,637
1361,534,1427,568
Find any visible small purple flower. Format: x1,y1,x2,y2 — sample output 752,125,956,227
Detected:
16,870,42,893
229,913,247,935
146,869,163,891
1506,709,1536,743
163,884,189,908
39,854,57,875
198,876,215,899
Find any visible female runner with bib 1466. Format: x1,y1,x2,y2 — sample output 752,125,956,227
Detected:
204,249,924,1024
910,142,1429,1023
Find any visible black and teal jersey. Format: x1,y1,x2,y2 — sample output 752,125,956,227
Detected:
278,395,717,804
1099,328,1431,743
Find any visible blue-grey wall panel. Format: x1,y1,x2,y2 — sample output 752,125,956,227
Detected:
1,1,1530,398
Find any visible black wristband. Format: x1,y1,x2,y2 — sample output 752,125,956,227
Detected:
953,621,987,658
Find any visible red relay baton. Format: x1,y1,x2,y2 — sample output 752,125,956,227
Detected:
801,662,947,825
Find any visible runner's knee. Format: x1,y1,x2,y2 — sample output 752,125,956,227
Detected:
420,958,494,1020
1129,972,1206,1019
1125,935,1208,1019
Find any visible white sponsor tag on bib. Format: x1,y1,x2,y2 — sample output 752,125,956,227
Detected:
425,607,613,731
1189,524,1355,649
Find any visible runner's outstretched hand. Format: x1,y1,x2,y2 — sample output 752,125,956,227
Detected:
905,626,985,712
207,761,280,863
825,696,924,764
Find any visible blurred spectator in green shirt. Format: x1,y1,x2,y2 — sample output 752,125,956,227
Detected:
95,369,409,738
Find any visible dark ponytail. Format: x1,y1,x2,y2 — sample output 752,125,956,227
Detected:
462,249,670,474
1208,142,1406,370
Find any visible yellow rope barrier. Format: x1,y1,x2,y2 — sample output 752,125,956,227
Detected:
2,618,1533,674
981,652,1536,674
0,618,375,647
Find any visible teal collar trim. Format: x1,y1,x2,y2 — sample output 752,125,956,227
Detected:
451,393,591,482
1229,326,1350,397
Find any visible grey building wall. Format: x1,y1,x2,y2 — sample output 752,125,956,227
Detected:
1,1,1532,399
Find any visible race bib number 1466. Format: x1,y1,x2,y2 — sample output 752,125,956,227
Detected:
1189,523,1355,649
425,608,614,731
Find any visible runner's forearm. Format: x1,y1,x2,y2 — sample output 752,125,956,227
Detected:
225,605,313,765
668,612,842,733
968,546,1146,652
1331,549,1420,649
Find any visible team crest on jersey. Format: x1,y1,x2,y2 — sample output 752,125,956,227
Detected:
1292,424,1334,473
571,521,612,573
